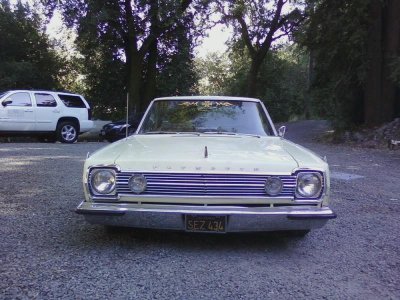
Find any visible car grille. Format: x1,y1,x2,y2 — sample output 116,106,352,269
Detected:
116,172,297,197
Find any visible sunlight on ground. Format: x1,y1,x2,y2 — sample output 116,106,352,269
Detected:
0,156,83,171
0,147,62,152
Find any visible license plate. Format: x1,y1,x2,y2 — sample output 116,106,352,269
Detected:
100,131,105,136
185,215,227,233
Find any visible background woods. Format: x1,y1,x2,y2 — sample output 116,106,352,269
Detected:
0,1,62,90
0,0,399,127
300,0,400,129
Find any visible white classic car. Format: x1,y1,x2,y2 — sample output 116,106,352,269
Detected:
76,96,336,235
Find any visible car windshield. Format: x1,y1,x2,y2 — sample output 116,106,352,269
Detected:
138,100,273,136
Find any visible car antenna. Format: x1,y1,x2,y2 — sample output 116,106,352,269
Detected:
125,92,129,140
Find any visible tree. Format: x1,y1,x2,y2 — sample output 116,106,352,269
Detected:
45,0,203,114
363,0,400,125
0,0,62,91
216,0,303,97
195,52,232,95
299,0,400,128
194,42,308,121
78,41,127,119
156,22,199,97
226,42,308,121
298,0,367,127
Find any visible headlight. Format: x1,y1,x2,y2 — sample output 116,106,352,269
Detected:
90,169,116,194
264,177,283,196
129,174,147,194
296,172,322,198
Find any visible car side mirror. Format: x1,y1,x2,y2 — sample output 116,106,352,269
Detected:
2,99,12,107
278,125,286,138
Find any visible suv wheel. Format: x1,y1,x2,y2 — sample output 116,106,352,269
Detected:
57,121,78,143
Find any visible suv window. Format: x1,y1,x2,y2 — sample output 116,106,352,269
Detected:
58,94,86,108
5,92,32,107
35,93,57,107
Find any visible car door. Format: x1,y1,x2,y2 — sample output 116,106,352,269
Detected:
0,92,35,131
33,93,60,131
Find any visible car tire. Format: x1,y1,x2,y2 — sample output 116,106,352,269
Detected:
57,121,78,143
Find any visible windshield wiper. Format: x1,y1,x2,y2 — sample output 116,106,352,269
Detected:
144,131,259,138
201,131,260,138
144,131,178,134
176,132,200,136
144,131,201,136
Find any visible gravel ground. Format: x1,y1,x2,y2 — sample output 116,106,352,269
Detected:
1,121,400,299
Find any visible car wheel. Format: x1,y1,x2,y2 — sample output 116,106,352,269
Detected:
57,121,78,143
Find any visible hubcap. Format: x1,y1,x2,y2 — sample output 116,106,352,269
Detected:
61,125,77,142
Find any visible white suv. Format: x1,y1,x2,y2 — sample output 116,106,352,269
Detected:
0,90,94,143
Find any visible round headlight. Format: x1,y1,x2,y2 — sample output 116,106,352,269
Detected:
91,169,116,194
129,174,147,194
296,173,322,198
265,177,283,196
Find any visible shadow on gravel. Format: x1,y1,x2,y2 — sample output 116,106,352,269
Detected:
72,226,307,252
282,120,332,144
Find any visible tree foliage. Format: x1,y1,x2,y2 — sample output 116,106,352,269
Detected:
0,0,62,91
44,0,202,117
2,0,397,127
227,43,308,121
216,0,304,97
298,0,400,128
195,52,232,95
196,44,308,122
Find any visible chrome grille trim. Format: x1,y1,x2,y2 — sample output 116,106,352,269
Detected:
116,172,297,197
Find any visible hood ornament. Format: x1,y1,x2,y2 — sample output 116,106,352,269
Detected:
204,146,208,158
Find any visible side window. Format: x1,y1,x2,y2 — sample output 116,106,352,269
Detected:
5,92,32,107
35,93,57,107
58,94,86,108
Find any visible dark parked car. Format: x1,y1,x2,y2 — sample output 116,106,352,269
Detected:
100,114,142,142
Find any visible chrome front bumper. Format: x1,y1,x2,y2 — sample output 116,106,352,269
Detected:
76,201,336,232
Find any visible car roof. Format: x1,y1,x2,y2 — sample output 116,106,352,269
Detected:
153,96,261,102
3,90,81,96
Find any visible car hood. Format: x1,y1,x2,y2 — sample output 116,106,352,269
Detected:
87,134,307,174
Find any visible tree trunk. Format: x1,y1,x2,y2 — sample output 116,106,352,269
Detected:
127,51,142,115
142,41,158,110
364,0,400,126
123,0,142,115
381,0,400,122
305,50,315,119
364,0,383,126
246,56,263,97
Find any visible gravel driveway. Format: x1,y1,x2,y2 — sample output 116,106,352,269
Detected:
1,121,399,299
